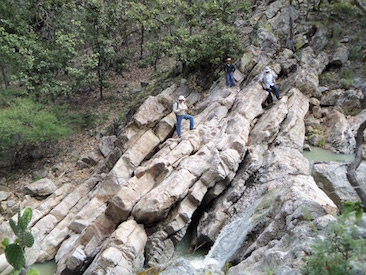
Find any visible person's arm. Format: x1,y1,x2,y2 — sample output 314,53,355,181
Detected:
259,73,264,82
173,102,179,114
270,73,276,85
232,64,236,72
181,102,188,111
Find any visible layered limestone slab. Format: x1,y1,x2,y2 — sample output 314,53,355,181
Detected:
132,169,197,224
83,220,147,275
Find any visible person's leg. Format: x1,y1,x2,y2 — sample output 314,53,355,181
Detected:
183,114,194,130
226,73,230,86
229,73,235,87
267,88,273,102
176,115,183,137
271,85,280,99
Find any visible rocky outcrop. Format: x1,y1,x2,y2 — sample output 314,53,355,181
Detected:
1,0,365,275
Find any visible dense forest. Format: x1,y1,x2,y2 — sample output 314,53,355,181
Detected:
0,0,250,168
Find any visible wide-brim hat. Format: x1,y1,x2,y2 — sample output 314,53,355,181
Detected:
179,95,185,101
265,67,270,72
227,58,231,61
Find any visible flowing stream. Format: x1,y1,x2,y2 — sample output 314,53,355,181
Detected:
202,199,261,269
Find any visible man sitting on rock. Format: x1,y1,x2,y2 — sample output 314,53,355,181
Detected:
259,66,280,103
173,95,194,138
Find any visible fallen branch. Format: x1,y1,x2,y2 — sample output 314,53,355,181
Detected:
351,0,366,16
346,119,366,211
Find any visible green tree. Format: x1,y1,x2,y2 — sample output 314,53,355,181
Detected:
0,0,83,98
84,0,117,100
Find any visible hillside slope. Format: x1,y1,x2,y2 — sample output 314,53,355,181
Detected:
1,0,366,274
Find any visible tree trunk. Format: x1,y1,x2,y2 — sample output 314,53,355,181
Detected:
140,24,144,59
0,64,9,89
346,119,366,211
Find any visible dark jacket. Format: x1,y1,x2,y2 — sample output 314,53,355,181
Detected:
224,63,236,74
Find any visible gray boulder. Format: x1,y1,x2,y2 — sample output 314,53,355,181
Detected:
330,45,349,66
24,178,57,198
312,162,366,208
311,25,328,53
98,135,117,157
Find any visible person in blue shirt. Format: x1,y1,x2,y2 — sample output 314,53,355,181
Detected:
224,58,236,87
259,66,280,103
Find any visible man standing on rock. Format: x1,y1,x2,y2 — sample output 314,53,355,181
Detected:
259,66,280,103
224,58,236,87
173,95,194,138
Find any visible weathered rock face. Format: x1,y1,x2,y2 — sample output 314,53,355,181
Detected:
23,178,57,199
1,1,365,275
312,162,366,208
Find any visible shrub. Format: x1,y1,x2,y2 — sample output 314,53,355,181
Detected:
0,97,70,166
302,201,366,275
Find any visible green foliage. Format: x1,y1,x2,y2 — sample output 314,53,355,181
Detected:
317,138,325,148
332,0,359,16
84,0,117,99
224,262,232,274
0,97,70,166
339,69,354,89
320,71,338,87
172,21,239,71
349,45,362,60
5,244,25,271
302,202,366,275
1,206,39,275
0,1,83,96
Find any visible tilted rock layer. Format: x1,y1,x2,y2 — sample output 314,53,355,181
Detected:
1,0,366,274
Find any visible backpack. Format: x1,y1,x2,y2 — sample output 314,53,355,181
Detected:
173,100,193,115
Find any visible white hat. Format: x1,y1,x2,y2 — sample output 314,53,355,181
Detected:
178,95,185,101
265,67,270,72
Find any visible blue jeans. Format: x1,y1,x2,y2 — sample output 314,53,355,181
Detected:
226,73,234,87
267,85,280,102
176,114,194,137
